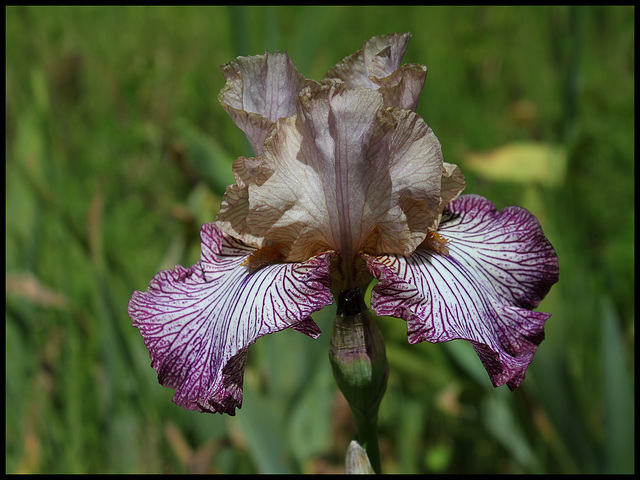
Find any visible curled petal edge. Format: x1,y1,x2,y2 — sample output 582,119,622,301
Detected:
364,250,550,389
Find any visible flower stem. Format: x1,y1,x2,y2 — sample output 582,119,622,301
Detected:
352,403,382,473
329,287,388,474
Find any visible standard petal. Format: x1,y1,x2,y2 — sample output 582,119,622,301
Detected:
324,33,426,111
430,162,466,230
216,83,448,264
325,33,412,90
218,52,318,155
363,195,558,389
128,223,334,414
374,63,428,111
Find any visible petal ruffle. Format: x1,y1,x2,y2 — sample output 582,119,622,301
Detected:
324,32,427,111
437,194,559,308
216,83,452,263
363,194,559,389
218,52,319,155
128,223,334,414
433,161,466,230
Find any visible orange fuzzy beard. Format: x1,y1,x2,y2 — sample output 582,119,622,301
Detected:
242,244,286,273
424,231,450,256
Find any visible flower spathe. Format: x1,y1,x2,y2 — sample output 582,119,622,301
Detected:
128,33,559,414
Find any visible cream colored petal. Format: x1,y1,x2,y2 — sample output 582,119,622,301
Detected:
218,52,318,155
374,63,427,112
429,162,466,230
325,33,411,89
216,155,278,249
217,83,446,263
323,33,426,111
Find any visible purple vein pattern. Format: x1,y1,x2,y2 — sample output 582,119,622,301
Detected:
128,223,333,414
364,195,559,389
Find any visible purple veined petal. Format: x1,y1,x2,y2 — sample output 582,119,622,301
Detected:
437,194,559,309
363,195,558,389
128,223,334,414
218,52,319,155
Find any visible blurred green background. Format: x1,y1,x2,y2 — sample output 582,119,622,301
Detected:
5,6,634,474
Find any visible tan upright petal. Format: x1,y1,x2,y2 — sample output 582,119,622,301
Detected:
430,162,466,230
374,63,427,111
325,33,411,89
324,33,426,111
216,83,448,269
218,52,318,155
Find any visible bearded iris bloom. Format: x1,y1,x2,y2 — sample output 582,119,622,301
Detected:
128,33,559,416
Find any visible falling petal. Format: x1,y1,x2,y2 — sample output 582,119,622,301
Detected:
128,223,333,414
363,194,558,389
437,194,559,308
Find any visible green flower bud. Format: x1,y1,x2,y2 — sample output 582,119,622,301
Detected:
329,287,388,473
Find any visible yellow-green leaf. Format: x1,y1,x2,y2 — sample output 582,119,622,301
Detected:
463,142,567,188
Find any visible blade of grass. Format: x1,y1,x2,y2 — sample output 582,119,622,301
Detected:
601,297,633,473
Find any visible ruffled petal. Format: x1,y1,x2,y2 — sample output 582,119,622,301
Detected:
325,32,411,89
128,223,334,414
373,63,428,111
431,162,466,229
218,52,319,155
363,195,559,389
216,83,449,263
437,195,559,308
324,32,426,111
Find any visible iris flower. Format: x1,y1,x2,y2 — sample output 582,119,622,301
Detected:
128,33,559,415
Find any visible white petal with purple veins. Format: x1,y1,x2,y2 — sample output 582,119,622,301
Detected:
437,194,559,309
128,223,333,414
363,195,558,389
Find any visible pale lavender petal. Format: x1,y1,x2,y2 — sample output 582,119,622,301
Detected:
216,83,452,264
374,63,428,111
325,33,412,90
218,52,318,155
363,195,558,389
324,33,427,111
128,223,333,414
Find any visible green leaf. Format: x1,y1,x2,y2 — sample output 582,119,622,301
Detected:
601,297,633,473
287,364,335,466
172,119,236,195
482,391,540,472
235,380,295,473
443,339,491,389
